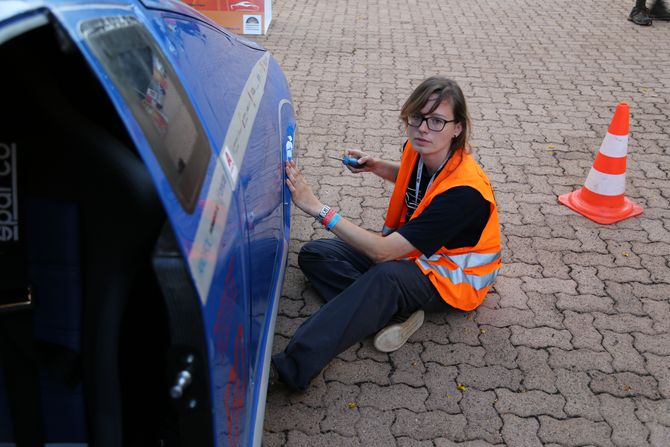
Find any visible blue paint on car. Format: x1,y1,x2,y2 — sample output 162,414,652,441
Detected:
0,1,295,445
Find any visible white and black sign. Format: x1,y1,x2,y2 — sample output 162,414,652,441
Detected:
0,142,18,242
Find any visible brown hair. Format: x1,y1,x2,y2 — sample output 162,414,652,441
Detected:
400,76,472,153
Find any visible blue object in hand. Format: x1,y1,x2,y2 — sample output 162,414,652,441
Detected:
329,155,361,166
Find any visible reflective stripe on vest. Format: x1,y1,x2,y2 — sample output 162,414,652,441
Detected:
424,251,501,269
417,252,501,291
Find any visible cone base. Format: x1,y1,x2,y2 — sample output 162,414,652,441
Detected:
558,188,643,225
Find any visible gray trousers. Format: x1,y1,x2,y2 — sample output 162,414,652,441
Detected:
272,238,449,391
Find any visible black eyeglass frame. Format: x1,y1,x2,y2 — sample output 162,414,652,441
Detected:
407,113,457,132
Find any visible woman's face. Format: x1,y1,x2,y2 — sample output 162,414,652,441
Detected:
406,96,462,159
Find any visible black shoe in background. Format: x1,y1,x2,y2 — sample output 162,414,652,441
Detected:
629,6,653,25
650,0,670,20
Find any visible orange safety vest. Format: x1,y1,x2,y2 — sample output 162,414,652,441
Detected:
383,142,501,311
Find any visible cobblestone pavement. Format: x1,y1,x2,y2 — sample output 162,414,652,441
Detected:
255,0,670,445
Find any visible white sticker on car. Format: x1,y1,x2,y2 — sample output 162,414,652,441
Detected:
188,52,270,304
222,51,270,189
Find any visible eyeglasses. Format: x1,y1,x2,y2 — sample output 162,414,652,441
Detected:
407,113,456,132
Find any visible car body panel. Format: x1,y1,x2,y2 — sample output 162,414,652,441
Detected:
0,1,294,445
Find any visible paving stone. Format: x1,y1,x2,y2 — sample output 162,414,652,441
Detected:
286,430,360,447
457,365,522,392
589,371,660,399
261,0,670,444
570,265,606,296
599,394,649,447
537,416,614,447
575,227,608,254
424,363,462,414
607,241,643,271
555,369,603,421
631,282,670,301
475,307,536,328
479,326,517,368
631,241,670,257
479,290,501,310
422,341,486,367
323,358,391,386
358,383,427,412
494,276,529,309
460,390,503,444
501,414,542,447
562,251,615,268
633,332,670,356
495,389,566,418
640,254,670,284
262,431,285,447
275,314,308,338
642,299,670,333
526,292,564,329
506,236,538,264
413,320,451,345
597,266,651,283
605,281,647,316
287,373,328,407
548,347,613,373
555,293,614,314
353,407,395,446
640,218,670,243
516,346,557,393
522,277,577,295
263,402,325,434
391,408,467,442
447,312,483,346
601,228,649,243
533,237,582,253
563,311,604,351
434,441,503,447
537,249,571,279
634,397,670,426
279,296,305,318
644,353,670,398
397,437,434,447
300,288,324,317
593,313,656,335
510,325,572,350
647,422,670,447
319,382,360,436
601,331,647,374
499,262,543,279
356,340,388,362
390,342,426,387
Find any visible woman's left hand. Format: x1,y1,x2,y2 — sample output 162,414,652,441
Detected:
285,160,323,218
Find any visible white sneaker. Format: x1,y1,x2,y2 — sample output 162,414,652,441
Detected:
373,310,425,353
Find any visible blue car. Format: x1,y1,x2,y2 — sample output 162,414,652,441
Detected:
0,0,295,445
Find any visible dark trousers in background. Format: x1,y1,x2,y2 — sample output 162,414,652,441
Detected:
272,238,449,391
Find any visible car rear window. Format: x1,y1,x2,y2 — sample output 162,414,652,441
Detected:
80,16,211,213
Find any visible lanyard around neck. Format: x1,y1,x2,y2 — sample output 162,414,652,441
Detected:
415,153,451,206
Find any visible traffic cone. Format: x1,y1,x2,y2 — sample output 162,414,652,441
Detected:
558,102,643,224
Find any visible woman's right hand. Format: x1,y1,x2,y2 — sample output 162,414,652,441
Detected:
345,149,376,174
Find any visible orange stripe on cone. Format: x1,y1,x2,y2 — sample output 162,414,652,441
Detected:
592,153,627,175
608,102,629,136
558,102,643,225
